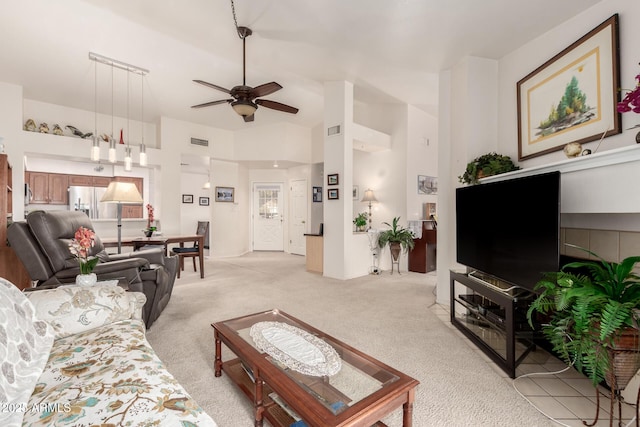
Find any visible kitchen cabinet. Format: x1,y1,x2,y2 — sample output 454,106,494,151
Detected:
68,175,112,187
28,172,68,205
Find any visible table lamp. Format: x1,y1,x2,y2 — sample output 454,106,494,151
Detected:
360,189,378,230
100,181,143,253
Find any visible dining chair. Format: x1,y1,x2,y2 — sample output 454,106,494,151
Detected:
171,221,209,278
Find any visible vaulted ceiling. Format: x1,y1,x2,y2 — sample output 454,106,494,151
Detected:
0,0,601,131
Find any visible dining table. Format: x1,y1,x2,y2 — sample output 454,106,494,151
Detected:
103,234,205,278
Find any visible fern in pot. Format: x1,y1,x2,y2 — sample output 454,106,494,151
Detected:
527,245,640,389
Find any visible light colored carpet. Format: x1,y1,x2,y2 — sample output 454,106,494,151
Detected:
146,252,554,426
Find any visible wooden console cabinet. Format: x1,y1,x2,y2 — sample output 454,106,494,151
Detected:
304,234,323,273
408,220,436,273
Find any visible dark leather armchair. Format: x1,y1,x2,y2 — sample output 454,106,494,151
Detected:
7,210,177,328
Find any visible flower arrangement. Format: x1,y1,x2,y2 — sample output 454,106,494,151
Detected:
68,226,99,274
146,203,155,229
617,67,640,114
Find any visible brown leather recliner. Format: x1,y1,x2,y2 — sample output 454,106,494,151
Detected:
7,210,177,328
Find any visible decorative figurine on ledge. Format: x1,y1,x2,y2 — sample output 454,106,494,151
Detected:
52,124,64,136
38,122,49,133
24,119,36,132
65,125,93,139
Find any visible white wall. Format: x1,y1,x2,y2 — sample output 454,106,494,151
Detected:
407,105,438,221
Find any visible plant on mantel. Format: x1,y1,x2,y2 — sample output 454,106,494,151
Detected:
458,152,520,185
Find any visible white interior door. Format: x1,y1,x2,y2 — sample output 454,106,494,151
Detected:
253,183,284,251
289,179,307,255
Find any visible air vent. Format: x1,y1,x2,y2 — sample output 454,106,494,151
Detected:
327,125,341,136
191,137,209,147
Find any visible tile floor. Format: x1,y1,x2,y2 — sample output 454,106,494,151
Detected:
430,302,639,427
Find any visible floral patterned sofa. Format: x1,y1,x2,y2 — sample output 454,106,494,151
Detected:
0,278,217,427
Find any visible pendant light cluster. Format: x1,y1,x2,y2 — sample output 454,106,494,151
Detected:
88,52,149,169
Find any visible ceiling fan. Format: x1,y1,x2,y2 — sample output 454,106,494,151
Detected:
191,26,299,123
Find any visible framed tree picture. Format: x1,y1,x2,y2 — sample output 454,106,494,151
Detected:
516,14,621,160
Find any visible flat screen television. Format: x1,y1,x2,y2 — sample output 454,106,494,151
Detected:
456,171,560,291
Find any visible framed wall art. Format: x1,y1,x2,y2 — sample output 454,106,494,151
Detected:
182,194,193,204
327,174,339,186
215,187,234,202
418,175,438,195
313,186,322,202
199,196,210,206
352,185,359,200
328,188,339,200
516,14,620,161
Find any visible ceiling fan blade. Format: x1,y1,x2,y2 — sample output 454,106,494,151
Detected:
191,99,233,109
251,82,283,98
193,80,231,94
255,99,299,114
243,114,255,123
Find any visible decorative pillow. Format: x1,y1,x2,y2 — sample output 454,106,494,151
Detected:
26,284,141,339
0,278,54,427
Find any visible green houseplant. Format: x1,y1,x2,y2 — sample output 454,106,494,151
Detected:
458,152,520,185
378,217,415,272
527,245,640,388
353,212,368,232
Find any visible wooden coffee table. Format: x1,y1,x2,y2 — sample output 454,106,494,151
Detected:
212,309,419,427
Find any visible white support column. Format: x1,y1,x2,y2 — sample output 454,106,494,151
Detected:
323,81,354,280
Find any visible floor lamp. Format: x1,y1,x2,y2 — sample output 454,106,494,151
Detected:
360,188,378,230
100,182,143,253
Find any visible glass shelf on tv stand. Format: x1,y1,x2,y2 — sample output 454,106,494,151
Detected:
449,270,536,378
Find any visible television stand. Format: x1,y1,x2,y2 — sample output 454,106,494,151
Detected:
450,270,536,378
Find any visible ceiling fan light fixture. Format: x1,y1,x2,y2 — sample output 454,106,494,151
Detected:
231,100,257,117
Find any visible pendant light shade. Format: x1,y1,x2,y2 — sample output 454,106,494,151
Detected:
90,136,100,162
124,147,132,171
139,143,147,166
108,138,116,163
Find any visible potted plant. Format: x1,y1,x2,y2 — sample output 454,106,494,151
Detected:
377,217,415,273
68,226,99,285
353,212,368,232
458,152,520,185
144,203,157,237
527,245,640,389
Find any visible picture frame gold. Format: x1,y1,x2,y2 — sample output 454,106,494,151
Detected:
516,14,621,161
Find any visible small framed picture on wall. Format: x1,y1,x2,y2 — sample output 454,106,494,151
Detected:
327,174,339,186
328,188,339,200
215,187,235,202
313,186,322,202
199,197,210,206
182,194,194,203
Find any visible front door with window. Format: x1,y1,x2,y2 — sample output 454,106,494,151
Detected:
253,183,284,251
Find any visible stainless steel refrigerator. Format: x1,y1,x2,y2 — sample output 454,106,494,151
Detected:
68,186,118,220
